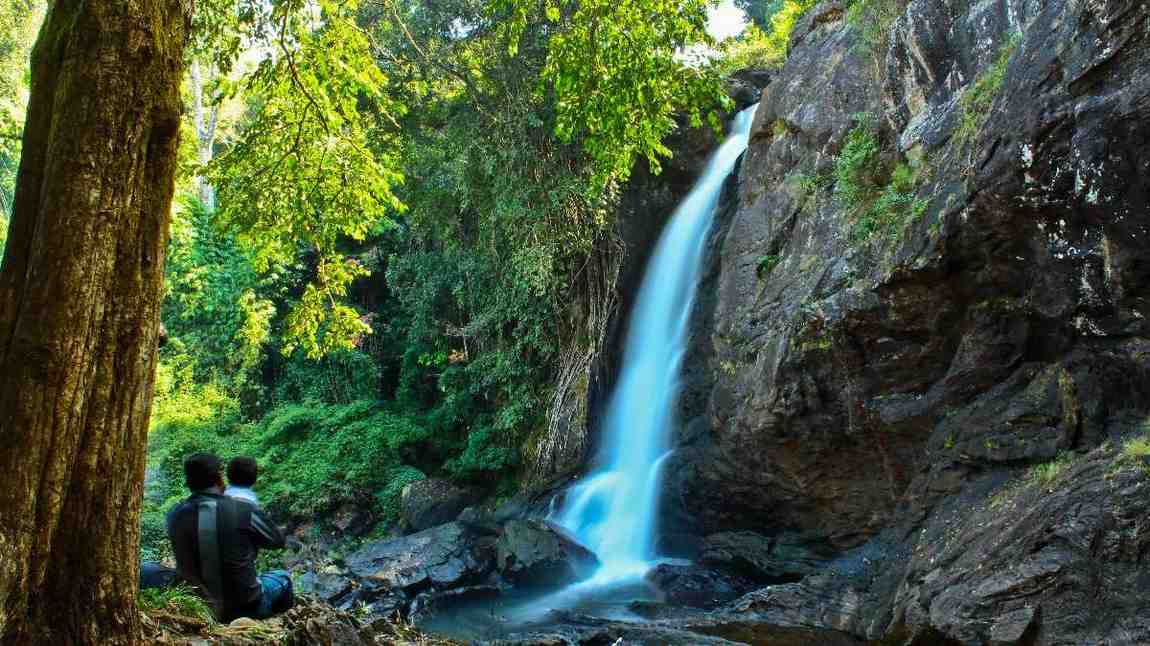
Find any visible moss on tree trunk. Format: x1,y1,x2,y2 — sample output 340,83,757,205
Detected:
0,1,188,643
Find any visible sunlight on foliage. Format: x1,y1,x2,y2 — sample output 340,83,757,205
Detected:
498,0,730,188
717,0,814,72
207,0,405,358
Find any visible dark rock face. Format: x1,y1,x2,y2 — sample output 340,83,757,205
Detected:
494,519,599,587
700,531,830,584
401,478,476,532
651,0,1150,642
644,563,749,608
344,521,496,595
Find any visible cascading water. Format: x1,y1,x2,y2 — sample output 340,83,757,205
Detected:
555,103,760,580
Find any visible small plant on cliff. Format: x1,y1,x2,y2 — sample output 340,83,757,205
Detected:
1027,452,1074,490
846,0,906,76
834,118,883,207
1115,434,1150,474
757,254,782,277
833,117,928,241
955,35,1022,146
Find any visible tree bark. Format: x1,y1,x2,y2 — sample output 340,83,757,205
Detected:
0,1,188,644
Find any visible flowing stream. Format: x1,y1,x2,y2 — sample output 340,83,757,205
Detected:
552,102,760,586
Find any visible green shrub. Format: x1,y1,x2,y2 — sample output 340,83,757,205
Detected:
139,506,174,564
272,349,380,406
1118,435,1150,467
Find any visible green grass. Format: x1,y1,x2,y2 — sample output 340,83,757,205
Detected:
796,169,833,194
955,35,1021,146
1107,418,1150,475
1117,435,1150,469
139,585,215,625
1027,452,1073,489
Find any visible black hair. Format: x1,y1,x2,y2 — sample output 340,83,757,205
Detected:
227,456,259,487
184,453,222,491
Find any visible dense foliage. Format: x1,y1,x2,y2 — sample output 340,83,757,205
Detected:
123,0,780,558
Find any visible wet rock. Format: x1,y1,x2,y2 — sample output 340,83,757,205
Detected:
359,592,407,619
494,520,599,587
408,584,503,623
700,531,830,584
344,521,496,595
401,478,477,532
644,563,748,608
294,570,355,605
726,68,772,108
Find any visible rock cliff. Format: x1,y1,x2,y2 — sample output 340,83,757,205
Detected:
655,0,1150,642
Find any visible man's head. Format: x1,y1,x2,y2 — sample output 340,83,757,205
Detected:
184,452,224,491
227,456,259,488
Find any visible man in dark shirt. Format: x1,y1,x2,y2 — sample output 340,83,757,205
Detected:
167,452,294,621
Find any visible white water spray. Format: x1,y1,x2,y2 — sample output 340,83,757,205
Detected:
555,103,759,580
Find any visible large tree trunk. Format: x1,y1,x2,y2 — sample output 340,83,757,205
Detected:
0,1,188,644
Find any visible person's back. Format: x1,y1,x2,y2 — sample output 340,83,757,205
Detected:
167,453,291,621
224,456,260,507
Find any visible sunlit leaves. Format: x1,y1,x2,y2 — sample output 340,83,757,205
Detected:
282,255,371,359
497,0,730,189
207,0,405,356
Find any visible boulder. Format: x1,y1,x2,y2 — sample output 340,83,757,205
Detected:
400,478,475,532
644,563,749,608
295,570,355,606
700,531,829,584
494,519,599,587
344,521,496,595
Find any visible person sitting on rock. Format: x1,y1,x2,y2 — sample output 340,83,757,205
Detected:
225,456,260,506
167,452,294,621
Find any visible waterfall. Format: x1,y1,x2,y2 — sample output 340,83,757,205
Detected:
556,103,759,577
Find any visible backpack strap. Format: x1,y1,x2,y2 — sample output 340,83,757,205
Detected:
196,498,224,614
